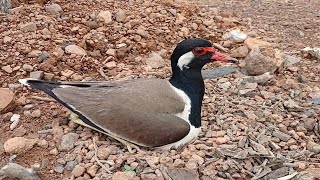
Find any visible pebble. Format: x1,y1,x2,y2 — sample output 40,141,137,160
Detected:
59,133,79,151
216,137,228,145
3,36,12,43
244,37,272,49
146,52,165,69
54,165,64,173
86,164,97,177
30,71,44,79
112,171,136,180
230,46,249,58
28,50,42,58
38,51,49,62
65,45,87,56
244,48,279,75
137,27,149,37
45,3,63,15
22,64,33,72
2,65,13,73
20,22,37,32
173,159,185,168
37,139,49,148
72,165,86,177
4,137,38,154
10,114,20,130
223,29,248,42
65,161,77,171
97,10,112,24
272,130,291,141
115,10,126,22
31,109,41,118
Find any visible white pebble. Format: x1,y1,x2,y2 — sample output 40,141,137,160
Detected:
10,114,20,122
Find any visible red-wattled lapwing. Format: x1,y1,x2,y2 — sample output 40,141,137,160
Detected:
19,38,238,152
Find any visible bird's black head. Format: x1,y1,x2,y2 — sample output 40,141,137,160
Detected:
170,38,238,72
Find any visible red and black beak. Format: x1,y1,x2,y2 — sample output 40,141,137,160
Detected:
202,47,239,64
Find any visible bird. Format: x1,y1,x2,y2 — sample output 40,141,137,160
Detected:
19,38,238,153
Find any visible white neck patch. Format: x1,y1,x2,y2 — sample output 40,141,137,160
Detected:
177,51,195,70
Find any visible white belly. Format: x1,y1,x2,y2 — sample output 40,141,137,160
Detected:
159,84,201,149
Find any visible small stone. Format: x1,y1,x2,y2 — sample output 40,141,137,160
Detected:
20,22,37,32
223,29,248,42
30,71,44,80
218,82,231,90
216,137,228,145
97,10,112,24
12,126,27,137
10,114,20,130
307,141,320,153
0,88,14,113
106,49,116,56
145,156,160,168
65,45,87,56
65,161,77,171
230,46,249,58
146,52,165,69
115,9,125,22
86,164,97,177
41,28,51,36
244,37,272,49
44,73,54,81
272,130,291,141
4,137,38,154
105,61,117,68
28,50,42,58
59,133,79,151
49,148,59,155
3,36,12,43
22,64,33,72
45,3,63,14
137,27,149,37
38,51,49,62
54,165,64,173
2,65,13,73
61,69,74,78
168,9,177,16
244,48,280,76
72,165,86,177
37,139,49,148
85,21,99,29
173,159,184,168
112,171,136,180
159,157,173,167
298,74,307,83
97,147,111,159
31,109,41,118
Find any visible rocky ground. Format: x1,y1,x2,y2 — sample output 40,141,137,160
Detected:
0,0,320,179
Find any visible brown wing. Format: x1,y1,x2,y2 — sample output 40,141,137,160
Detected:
36,79,189,147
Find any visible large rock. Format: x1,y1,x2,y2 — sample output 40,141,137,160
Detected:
0,88,14,113
4,137,38,154
65,45,87,56
244,37,272,49
244,48,281,76
146,52,165,69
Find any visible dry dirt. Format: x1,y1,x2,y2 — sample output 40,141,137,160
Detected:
0,0,320,179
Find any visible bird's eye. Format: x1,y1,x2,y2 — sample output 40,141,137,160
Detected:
192,47,205,56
